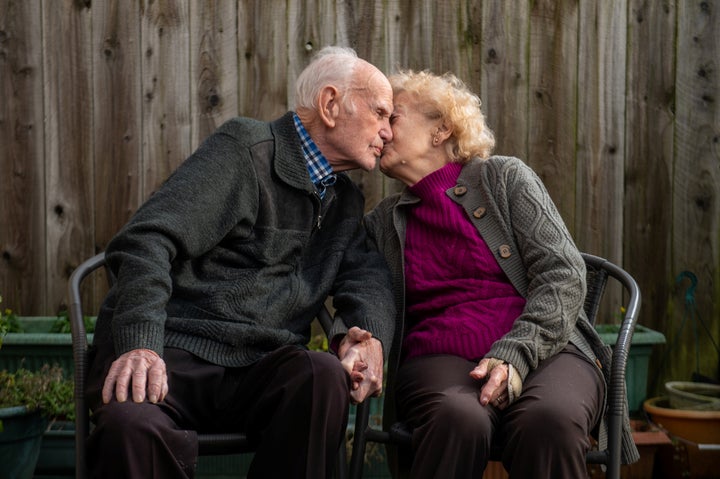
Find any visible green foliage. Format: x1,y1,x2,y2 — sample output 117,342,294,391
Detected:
0,295,21,348
0,365,75,422
51,309,95,334
0,294,76,430
307,333,329,352
0,296,94,337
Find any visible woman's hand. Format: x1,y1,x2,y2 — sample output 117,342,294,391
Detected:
470,358,510,410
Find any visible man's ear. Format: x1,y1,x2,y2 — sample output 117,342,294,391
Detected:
317,85,340,128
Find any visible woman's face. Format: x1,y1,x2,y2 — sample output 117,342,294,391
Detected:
379,91,442,180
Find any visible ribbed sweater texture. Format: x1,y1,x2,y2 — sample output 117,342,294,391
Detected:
402,162,526,361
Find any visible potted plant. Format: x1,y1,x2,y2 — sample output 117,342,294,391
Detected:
0,295,75,479
0,307,94,375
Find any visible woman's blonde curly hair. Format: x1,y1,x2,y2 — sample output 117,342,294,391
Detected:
389,70,495,162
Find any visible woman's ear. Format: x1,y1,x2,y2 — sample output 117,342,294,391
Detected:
317,85,340,128
436,122,453,142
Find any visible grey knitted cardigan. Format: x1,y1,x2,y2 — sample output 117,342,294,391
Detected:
95,112,396,367
364,156,639,464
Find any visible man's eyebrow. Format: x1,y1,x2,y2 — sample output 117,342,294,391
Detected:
375,100,392,114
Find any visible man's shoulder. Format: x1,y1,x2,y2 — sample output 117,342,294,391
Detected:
215,116,274,144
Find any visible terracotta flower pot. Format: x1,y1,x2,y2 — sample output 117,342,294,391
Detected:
643,396,720,444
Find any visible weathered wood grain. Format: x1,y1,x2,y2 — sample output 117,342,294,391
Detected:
668,0,720,387
479,0,530,161
574,0,628,315
239,0,289,120
527,0,579,233
0,0,46,314
91,0,142,309
140,0,192,197
576,0,627,264
624,0,676,394
189,0,238,147
43,0,93,313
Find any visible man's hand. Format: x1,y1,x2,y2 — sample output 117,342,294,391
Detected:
102,348,168,404
337,326,384,404
470,358,509,410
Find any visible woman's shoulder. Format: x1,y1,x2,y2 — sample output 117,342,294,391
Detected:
467,155,527,171
463,155,535,182
461,155,531,182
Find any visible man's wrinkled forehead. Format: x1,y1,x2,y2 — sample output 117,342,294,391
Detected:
355,69,392,111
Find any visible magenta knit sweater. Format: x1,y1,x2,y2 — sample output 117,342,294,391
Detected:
402,162,526,362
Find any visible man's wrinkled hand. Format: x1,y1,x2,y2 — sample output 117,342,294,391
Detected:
338,327,384,404
102,348,168,404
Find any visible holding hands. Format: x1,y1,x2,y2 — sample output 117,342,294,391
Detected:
338,326,384,404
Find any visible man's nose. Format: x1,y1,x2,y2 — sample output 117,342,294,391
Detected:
380,121,393,142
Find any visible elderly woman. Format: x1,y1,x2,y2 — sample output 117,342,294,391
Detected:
364,70,639,478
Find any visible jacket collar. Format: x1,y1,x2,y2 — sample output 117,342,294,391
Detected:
269,112,316,194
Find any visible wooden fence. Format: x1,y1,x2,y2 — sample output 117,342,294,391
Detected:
1,0,718,391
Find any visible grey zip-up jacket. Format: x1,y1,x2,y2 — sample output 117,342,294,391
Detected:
364,156,639,464
94,112,395,367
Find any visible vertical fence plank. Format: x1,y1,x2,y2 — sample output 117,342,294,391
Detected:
574,0,628,318
43,0,93,313
0,0,46,314
575,0,627,264
189,1,238,149
527,0,579,233
287,0,338,104
140,0,191,197
341,0,396,210
239,0,289,121
624,0,676,391
91,0,142,308
669,0,720,385
480,1,530,161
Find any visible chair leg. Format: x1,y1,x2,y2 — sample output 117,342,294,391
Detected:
348,401,372,479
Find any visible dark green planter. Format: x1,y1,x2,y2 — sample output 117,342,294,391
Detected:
0,406,48,479
33,421,75,478
595,324,666,413
0,316,94,375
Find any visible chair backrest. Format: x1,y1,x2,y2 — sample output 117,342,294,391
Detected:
68,252,343,479
67,253,111,479
581,254,611,325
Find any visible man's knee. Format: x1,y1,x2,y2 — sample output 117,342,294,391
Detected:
93,400,170,438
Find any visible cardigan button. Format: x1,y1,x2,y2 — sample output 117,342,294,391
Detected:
454,185,467,196
472,207,486,219
498,244,512,258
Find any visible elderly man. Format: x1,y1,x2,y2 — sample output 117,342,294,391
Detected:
86,46,395,478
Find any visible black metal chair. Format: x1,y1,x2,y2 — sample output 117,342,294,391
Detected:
348,252,641,479
68,252,347,479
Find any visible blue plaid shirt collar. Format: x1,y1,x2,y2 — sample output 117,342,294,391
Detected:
293,113,337,199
